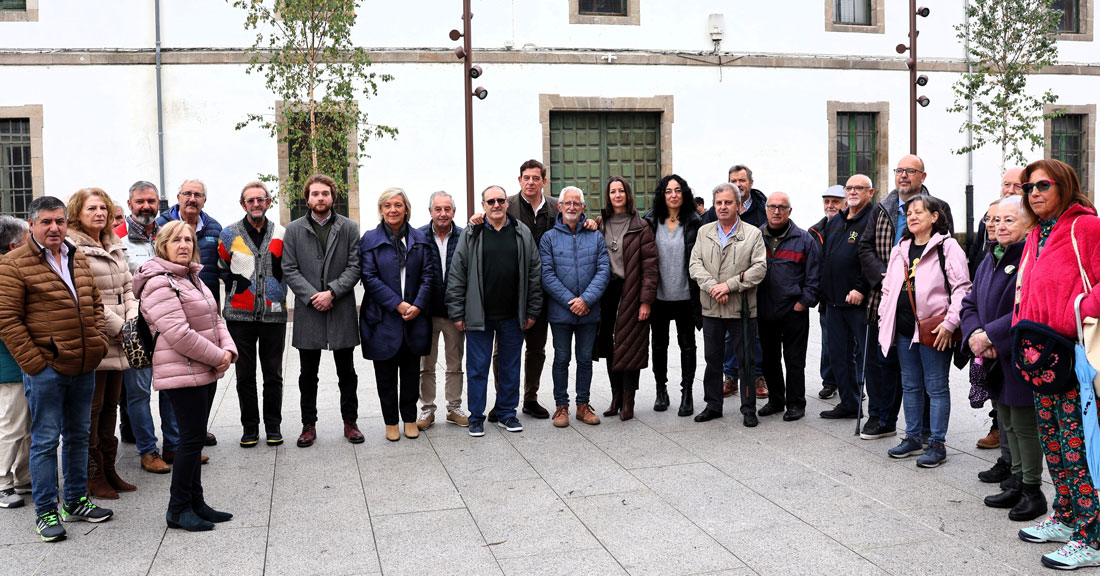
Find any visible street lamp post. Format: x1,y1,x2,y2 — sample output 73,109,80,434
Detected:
451,0,487,219
896,2,930,155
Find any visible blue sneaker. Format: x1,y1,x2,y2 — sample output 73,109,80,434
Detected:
469,421,485,437
916,442,946,468
497,417,523,433
61,495,113,523
1019,517,1074,543
888,436,923,459
1042,540,1100,569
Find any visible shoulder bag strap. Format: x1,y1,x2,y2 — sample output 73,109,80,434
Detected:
1071,217,1093,295
906,263,921,325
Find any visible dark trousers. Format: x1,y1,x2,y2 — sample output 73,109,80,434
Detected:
650,299,697,390
164,383,216,514
228,321,286,431
373,340,420,426
824,305,867,414
599,277,641,392
492,312,548,402
759,309,810,410
298,347,358,425
702,316,757,415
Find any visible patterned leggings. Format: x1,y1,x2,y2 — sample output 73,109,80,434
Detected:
1035,386,1100,548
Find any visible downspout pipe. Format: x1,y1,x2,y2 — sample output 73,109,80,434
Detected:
964,0,975,251
155,0,167,209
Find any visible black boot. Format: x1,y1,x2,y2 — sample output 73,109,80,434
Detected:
654,385,670,412
620,387,636,421
603,386,622,417
678,387,694,417
1010,482,1049,522
984,475,1022,509
978,457,1012,483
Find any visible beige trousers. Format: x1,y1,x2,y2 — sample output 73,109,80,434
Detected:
419,317,465,413
0,381,31,490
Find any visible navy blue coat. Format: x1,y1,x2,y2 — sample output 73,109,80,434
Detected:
418,222,463,319
758,220,821,320
960,241,1028,406
539,214,610,325
157,206,223,303
358,223,433,360
821,206,872,307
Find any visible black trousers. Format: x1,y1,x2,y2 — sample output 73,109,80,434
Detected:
650,299,697,390
164,382,216,514
759,308,810,410
228,321,286,431
298,347,358,425
702,316,757,415
373,339,420,426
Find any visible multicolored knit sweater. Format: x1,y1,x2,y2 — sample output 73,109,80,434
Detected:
217,217,287,323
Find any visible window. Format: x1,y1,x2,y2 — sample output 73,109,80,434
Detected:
0,0,37,21
0,118,32,219
0,0,27,9
1045,105,1096,198
834,0,871,25
579,0,625,16
1052,0,1080,33
569,0,639,25
828,102,890,195
824,0,883,33
275,101,360,225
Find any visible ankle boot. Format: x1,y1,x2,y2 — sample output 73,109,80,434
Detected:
678,387,694,417
654,384,670,412
984,475,1021,509
604,386,622,417
1010,482,1049,522
87,452,119,500
620,388,636,421
166,509,214,531
193,501,233,523
103,445,136,493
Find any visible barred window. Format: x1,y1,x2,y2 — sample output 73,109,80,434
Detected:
0,118,33,219
579,0,626,16
835,0,871,25
837,112,877,188
1051,114,1088,191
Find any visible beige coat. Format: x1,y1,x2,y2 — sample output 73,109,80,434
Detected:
68,228,138,371
688,220,767,319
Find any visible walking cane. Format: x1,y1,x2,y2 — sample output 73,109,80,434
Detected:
854,323,871,436
743,294,754,408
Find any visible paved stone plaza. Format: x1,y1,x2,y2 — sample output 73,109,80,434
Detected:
0,314,1059,575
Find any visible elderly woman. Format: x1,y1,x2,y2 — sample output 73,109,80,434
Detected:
877,196,971,468
134,221,237,531
596,177,659,421
359,188,433,442
644,174,702,416
66,189,139,500
960,196,1046,521
1012,159,1100,570
0,216,30,509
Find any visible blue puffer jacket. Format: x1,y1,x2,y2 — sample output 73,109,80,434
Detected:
0,338,21,383
758,220,821,320
157,206,224,304
418,222,463,319
538,214,610,325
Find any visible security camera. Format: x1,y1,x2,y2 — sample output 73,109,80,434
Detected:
473,87,488,100
916,74,928,86
917,96,930,107
917,6,930,17
469,65,482,79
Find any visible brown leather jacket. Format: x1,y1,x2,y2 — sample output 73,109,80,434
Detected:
0,239,109,376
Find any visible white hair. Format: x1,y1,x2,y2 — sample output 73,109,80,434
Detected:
559,186,585,204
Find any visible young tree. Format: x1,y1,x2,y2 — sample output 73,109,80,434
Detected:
949,0,1061,172
231,0,397,206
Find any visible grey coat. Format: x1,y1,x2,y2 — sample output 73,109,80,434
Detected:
283,213,361,350
445,217,542,332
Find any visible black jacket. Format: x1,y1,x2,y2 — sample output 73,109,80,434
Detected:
821,206,873,307
758,220,821,320
418,222,463,318
643,208,703,328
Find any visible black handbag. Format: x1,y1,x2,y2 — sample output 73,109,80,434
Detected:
1012,319,1077,395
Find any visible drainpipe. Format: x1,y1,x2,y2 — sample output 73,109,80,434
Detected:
964,0,975,250
155,0,167,209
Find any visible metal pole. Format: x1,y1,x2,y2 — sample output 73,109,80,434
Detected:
155,0,167,207
909,0,918,155
463,0,475,219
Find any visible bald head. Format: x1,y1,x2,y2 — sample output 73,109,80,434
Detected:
895,154,927,197
765,191,792,228
845,174,874,215
1002,167,1024,197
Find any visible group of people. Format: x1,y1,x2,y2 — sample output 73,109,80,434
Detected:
2,156,1100,570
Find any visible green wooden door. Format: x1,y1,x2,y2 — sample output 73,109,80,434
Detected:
549,111,661,217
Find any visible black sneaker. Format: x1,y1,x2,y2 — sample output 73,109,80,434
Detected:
35,510,66,542
61,496,113,523
497,417,524,433
859,421,897,440
979,457,1013,484
818,386,836,399
266,428,283,447
240,429,260,448
819,406,857,419
487,408,499,423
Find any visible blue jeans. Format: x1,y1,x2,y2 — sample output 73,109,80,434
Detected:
723,327,764,379
466,317,524,425
23,366,94,515
550,323,598,407
895,336,951,444
123,368,179,455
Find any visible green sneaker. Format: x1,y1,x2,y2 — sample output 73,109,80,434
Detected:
1019,516,1074,543
35,510,67,542
1042,540,1100,570
61,495,113,523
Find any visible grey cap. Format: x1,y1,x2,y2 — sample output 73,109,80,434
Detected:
823,185,845,198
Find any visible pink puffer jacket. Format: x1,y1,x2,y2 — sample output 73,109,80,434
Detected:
133,257,237,390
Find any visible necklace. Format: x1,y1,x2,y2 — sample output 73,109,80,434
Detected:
668,216,679,223
607,217,629,252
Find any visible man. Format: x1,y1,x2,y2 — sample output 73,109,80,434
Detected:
539,186,610,428
856,155,953,439
446,185,542,437
757,192,820,422
820,175,876,421
689,183,767,428
809,185,850,400
694,196,706,216
0,215,30,509
156,179,224,307
218,181,288,448
114,181,175,474
283,174,363,447
968,167,1023,276
112,205,125,228
0,196,113,542
416,191,468,430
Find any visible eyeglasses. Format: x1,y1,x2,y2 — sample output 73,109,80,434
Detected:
1022,180,1057,194
560,201,584,208
765,205,791,212
894,168,922,175
180,192,206,199
483,198,506,206
844,185,870,192
243,198,267,205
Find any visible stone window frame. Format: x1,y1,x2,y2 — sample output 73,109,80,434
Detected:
1045,103,1096,199
275,100,360,226
0,104,45,203
538,94,674,193
0,0,38,22
824,0,884,34
569,0,640,26
827,101,890,199
1056,0,1094,41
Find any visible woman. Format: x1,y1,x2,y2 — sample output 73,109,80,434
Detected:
359,188,432,442
1013,159,1100,570
66,189,139,499
134,220,237,531
596,177,658,421
960,196,1046,521
877,196,971,468
643,174,702,416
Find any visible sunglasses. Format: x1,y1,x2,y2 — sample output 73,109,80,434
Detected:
1022,180,1057,194
483,198,506,206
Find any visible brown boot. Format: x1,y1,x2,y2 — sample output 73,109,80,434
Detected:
553,405,569,428
603,386,622,417
754,376,769,399
87,453,119,500
976,428,1000,449
102,444,136,492
575,403,601,425
620,388,636,421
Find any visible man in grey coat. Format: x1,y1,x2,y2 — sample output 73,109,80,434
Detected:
282,174,363,448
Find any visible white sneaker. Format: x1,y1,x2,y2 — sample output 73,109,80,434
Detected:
0,488,24,508
1042,540,1100,570
415,409,435,431
1019,516,1075,543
